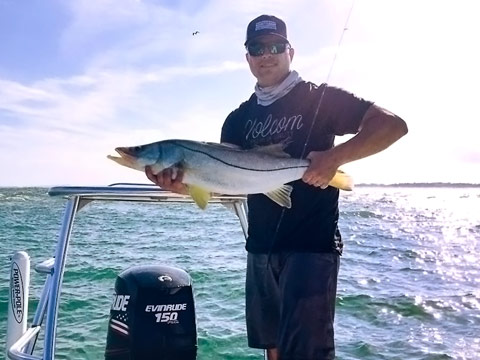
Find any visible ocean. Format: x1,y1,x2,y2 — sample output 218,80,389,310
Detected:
1,186,479,359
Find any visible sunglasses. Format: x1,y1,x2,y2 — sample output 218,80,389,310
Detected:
247,42,290,57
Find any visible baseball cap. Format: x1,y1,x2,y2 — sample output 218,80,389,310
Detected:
244,15,288,46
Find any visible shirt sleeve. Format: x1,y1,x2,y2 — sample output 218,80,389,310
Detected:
220,98,251,145
221,110,239,144
316,85,374,135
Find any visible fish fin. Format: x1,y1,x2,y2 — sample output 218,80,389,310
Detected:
264,185,293,208
187,185,211,210
206,142,242,149
252,143,292,158
329,170,354,191
107,155,144,171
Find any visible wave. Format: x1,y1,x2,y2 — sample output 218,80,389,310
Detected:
357,182,480,188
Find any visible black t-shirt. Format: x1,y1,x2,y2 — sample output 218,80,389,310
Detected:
221,81,373,254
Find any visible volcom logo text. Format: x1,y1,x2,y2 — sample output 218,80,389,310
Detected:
245,113,303,140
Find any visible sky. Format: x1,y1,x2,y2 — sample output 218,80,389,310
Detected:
0,0,479,187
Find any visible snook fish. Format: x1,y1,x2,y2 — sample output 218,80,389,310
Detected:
107,139,353,209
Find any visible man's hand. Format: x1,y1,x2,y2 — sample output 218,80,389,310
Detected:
145,166,189,195
302,105,408,190
302,150,340,189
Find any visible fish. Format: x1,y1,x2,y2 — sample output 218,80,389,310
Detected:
107,139,353,209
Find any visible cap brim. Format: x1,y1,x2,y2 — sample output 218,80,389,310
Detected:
244,33,289,46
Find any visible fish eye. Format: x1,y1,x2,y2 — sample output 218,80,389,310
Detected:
134,146,142,152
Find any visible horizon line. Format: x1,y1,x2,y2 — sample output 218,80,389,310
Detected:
1,182,480,189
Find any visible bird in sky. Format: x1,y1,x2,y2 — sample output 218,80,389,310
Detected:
192,31,199,36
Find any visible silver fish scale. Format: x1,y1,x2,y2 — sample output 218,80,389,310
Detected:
172,140,308,195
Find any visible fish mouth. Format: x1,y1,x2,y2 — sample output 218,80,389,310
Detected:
115,146,134,158
107,147,138,169
114,146,142,163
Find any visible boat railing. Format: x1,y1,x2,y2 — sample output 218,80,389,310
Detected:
6,184,248,360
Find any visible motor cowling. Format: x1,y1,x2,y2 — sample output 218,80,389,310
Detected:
105,265,197,359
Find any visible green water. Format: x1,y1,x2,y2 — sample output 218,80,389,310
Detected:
1,187,480,359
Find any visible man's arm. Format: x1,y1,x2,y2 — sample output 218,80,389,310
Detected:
302,104,408,188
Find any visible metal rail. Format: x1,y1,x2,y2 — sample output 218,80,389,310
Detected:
7,184,248,359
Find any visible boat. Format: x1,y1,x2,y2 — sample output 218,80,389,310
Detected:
6,183,248,360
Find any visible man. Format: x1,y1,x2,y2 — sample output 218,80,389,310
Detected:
146,14,408,360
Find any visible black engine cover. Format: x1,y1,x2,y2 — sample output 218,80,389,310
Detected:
105,265,197,359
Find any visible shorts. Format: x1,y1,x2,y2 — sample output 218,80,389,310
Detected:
245,252,340,360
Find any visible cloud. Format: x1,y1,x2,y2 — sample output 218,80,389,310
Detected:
0,60,247,137
1,0,479,186
0,57,249,186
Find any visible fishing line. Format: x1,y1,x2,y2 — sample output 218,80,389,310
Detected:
266,0,356,258
300,0,356,160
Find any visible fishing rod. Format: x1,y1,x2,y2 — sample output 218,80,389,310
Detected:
300,0,356,159
263,5,357,360
267,0,357,257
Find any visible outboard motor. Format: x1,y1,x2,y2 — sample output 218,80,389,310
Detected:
105,265,197,359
